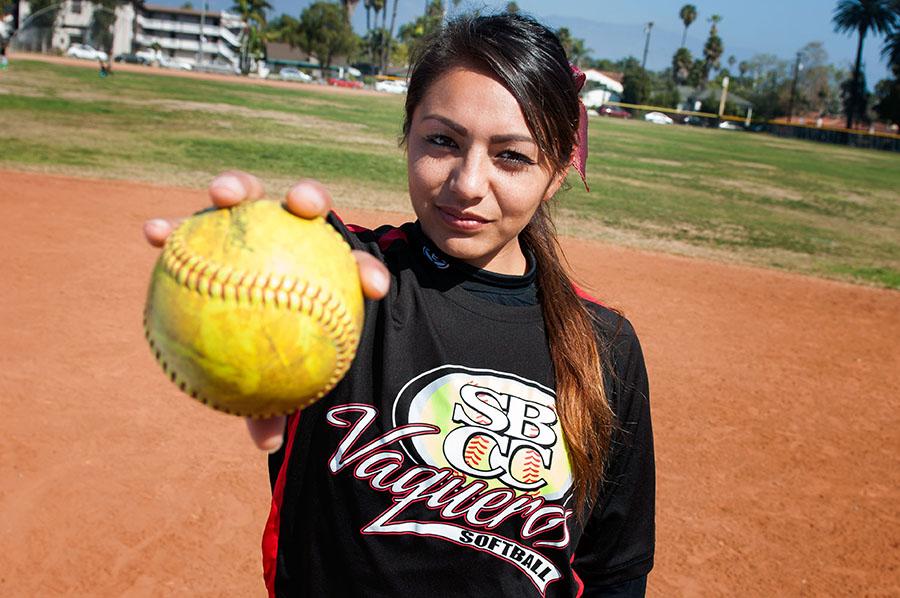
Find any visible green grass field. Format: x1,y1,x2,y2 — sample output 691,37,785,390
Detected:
2,59,899,288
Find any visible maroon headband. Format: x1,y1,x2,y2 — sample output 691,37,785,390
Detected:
570,63,590,191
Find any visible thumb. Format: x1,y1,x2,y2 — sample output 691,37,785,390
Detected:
245,416,287,452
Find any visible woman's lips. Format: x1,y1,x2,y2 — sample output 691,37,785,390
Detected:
436,206,489,231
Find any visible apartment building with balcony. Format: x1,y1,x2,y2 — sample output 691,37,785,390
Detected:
13,1,244,71
136,4,244,71
14,0,134,55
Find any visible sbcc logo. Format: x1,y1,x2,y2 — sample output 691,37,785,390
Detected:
392,365,573,500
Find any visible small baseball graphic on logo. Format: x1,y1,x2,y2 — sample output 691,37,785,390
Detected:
393,365,573,500
143,200,364,418
462,390,500,471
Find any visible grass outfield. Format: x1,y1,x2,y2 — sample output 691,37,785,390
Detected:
2,58,898,288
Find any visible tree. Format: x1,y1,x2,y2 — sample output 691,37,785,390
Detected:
672,47,692,84
679,4,697,48
883,29,900,76
873,76,900,124
506,1,520,14
88,0,118,55
702,14,724,85
341,0,360,23
796,42,844,116
20,0,60,52
832,0,897,128
397,1,442,61
231,0,273,74
556,27,591,65
297,1,359,73
621,57,651,105
379,0,399,72
364,0,385,38
840,69,872,124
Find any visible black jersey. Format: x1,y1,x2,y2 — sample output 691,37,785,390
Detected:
263,218,655,597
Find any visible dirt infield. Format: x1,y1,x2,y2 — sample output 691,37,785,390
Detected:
1,170,898,596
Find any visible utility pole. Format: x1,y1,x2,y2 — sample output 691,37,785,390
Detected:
197,0,208,68
787,52,803,123
641,22,654,70
718,76,730,117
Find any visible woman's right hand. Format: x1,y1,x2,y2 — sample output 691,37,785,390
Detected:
143,170,390,453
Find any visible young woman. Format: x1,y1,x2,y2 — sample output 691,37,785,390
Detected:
145,13,654,598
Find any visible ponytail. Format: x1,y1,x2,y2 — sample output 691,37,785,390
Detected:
521,203,614,517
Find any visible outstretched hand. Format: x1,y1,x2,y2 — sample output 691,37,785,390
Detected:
143,170,390,452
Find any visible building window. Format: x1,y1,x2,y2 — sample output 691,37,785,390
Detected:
71,0,82,14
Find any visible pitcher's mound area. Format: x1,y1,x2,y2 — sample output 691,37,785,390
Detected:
1,170,897,596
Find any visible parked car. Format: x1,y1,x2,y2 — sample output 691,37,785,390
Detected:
277,67,313,82
595,104,631,119
718,120,743,131
375,79,407,94
158,55,192,71
327,77,364,89
114,53,149,65
66,44,108,62
644,111,674,125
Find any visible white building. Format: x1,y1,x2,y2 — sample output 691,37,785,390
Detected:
136,4,243,71
15,0,134,55
13,1,244,72
580,69,625,108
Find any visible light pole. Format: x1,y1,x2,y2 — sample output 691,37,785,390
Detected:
641,22,654,70
197,0,208,68
787,52,803,124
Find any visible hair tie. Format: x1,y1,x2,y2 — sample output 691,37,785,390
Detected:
569,63,590,192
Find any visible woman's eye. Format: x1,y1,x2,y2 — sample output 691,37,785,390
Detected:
425,134,456,148
498,150,536,166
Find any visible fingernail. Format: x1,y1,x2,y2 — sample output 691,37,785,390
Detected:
371,270,389,296
210,175,244,201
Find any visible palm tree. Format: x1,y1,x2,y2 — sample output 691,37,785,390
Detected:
832,0,898,128
881,29,900,76
381,0,399,72
341,0,360,23
231,0,272,73
679,4,697,48
672,47,693,84
702,15,724,84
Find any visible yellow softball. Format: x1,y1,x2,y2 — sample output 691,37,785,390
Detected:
143,200,364,417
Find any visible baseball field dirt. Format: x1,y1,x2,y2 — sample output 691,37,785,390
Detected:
1,170,897,596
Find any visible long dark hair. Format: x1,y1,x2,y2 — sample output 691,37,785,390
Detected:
401,13,615,516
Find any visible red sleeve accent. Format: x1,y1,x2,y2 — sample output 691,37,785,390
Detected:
262,413,303,597
572,283,606,307
571,553,585,597
375,228,407,252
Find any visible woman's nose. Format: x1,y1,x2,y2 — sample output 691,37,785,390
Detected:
449,151,489,202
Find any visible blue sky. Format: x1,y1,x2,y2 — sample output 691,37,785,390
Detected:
163,0,895,83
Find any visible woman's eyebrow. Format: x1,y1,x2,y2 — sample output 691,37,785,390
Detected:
421,115,535,145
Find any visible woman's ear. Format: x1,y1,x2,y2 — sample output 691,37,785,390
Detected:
542,164,571,202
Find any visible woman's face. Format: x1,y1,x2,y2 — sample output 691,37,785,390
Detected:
406,66,564,275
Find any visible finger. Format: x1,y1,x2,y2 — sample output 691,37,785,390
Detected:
143,218,175,247
284,179,334,219
353,250,390,299
208,171,265,208
245,416,287,452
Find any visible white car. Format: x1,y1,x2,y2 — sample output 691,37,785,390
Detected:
718,120,743,130
375,79,407,94
66,44,108,62
278,67,313,82
158,55,193,71
644,111,674,125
